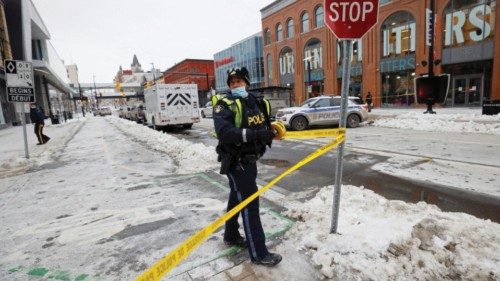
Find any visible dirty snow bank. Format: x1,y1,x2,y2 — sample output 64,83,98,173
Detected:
283,185,500,280
107,117,218,174
371,112,500,135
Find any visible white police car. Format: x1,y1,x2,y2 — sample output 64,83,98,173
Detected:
276,96,368,130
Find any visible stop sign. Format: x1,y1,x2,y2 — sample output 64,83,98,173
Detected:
324,0,379,39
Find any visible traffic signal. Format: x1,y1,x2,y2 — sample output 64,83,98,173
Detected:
414,74,450,104
115,82,122,92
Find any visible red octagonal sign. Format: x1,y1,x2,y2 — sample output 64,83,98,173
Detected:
324,0,379,39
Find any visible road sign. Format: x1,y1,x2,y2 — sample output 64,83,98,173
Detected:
324,0,379,39
5,59,35,103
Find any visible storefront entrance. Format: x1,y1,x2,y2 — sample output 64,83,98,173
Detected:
449,74,483,107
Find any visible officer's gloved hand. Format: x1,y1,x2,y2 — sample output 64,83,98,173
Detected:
254,129,275,147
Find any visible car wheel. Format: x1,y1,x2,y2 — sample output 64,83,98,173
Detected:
201,111,206,118
291,116,308,131
347,114,361,128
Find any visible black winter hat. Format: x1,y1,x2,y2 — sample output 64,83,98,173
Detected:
226,67,250,86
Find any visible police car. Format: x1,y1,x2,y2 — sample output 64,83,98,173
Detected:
275,96,369,130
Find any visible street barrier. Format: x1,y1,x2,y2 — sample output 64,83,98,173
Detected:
136,127,345,281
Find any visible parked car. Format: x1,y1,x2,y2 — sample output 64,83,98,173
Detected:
275,96,369,130
200,101,213,118
98,106,112,116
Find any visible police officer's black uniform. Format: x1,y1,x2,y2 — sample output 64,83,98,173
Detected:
213,67,282,266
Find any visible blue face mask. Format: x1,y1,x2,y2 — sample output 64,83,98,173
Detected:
231,86,248,98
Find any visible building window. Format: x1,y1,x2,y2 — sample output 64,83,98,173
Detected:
276,24,283,42
287,19,294,38
381,11,416,58
315,6,324,28
301,12,310,33
264,29,271,45
304,39,324,98
336,40,363,64
279,47,294,85
442,0,496,48
32,39,43,60
266,54,273,85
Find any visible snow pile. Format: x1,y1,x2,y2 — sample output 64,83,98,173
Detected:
283,185,500,280
371,112,500,135
107,117,218,174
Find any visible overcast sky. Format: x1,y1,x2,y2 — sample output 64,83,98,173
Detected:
32,0,274,83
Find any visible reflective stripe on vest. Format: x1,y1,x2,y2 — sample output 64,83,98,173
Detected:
220,97,271,129
221,98,243,128
211,94,226,107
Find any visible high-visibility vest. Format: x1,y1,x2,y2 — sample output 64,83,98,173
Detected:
217,97,271,128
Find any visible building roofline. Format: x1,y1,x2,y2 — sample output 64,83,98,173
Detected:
165,58,214,72
260,0,296,19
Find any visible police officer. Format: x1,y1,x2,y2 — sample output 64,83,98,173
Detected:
213,67,282,267
29,103,50,145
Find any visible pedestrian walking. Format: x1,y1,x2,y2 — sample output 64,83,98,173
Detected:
29,103,50,145
213,67,282,267
366,91,373,112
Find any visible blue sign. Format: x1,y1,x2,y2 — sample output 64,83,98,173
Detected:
379,55,415,73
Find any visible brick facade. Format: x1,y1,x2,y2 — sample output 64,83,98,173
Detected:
163,59,215,92
262,0,500,107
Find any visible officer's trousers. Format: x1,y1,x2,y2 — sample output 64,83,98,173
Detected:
224,162,269,261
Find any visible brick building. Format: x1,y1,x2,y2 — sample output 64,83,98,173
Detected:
164,59,215,90
261,0,500,108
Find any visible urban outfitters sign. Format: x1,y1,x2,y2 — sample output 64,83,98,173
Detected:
445,3,495,47
379,55,415,73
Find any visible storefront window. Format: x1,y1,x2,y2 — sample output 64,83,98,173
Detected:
380,11,416,107
287,19,294,38
381,11,416,57
442,0,496,47
337,40,363,64
276,24,283,42
381,71,415,107
279,47,294,86
301,12,310,33
315,6,324,28
304,39,324,97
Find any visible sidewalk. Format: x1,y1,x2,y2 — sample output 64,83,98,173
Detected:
0,117,86,180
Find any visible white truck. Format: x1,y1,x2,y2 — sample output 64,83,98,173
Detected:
144,84,200,130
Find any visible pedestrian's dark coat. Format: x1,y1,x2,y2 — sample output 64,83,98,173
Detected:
30,106,45,124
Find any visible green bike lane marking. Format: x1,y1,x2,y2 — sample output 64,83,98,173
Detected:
166,172,294,278
3,172,293,280
3,265,97,281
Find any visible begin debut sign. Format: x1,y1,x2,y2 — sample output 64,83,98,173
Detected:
324,0,379,39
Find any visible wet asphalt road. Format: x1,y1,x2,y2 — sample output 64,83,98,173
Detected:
172,121,500,223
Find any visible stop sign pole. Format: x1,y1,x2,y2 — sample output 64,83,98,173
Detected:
324,0,379,234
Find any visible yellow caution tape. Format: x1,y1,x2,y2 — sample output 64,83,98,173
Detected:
136,133,345,281
271,121,344,140
283,128,344,139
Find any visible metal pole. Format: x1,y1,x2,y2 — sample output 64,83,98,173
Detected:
93,75,98,108
331,39,352,234
21,104,29,159
151,63,156,84
307,61,311,98
428,0,435,77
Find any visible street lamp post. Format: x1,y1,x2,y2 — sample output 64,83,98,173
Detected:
303,57,312,100
93,75,98,108
151,62,156,84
